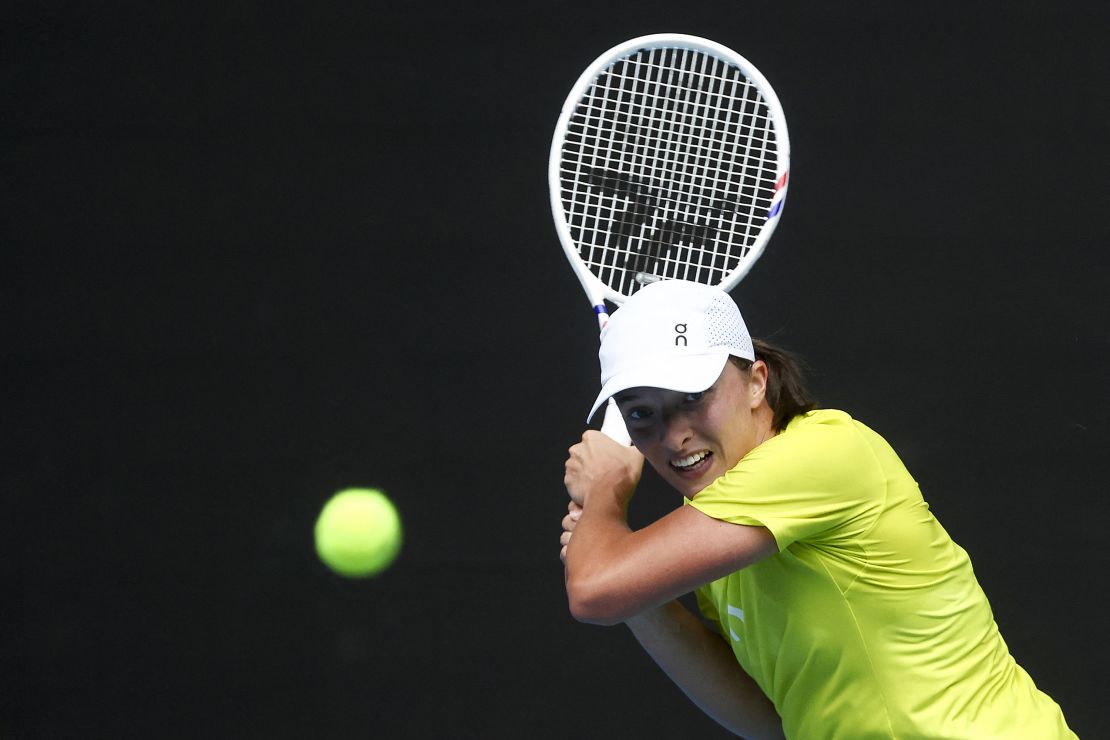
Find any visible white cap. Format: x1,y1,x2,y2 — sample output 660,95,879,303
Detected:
587,280,755,422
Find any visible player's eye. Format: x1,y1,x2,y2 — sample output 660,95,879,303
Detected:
683,391,705,403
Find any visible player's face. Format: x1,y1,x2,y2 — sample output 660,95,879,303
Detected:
614,360,770,498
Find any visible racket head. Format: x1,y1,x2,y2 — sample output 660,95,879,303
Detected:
549,34,790,308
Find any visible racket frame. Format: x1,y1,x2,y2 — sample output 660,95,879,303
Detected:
548,34,790,441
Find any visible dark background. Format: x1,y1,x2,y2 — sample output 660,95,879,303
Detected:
5,2,1107,737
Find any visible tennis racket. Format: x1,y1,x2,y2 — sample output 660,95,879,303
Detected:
549,33,791,444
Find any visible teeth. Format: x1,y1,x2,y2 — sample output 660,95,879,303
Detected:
673,451,710,469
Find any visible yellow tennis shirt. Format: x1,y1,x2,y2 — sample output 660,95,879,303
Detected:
688,410,1074,739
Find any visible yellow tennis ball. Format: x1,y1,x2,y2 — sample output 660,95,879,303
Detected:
314,488,402,578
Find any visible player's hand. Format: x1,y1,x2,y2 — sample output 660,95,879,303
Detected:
559,500,582,564
564,430,644,508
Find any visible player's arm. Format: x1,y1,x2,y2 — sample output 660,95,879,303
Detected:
562,430,777,625
626,601,785,739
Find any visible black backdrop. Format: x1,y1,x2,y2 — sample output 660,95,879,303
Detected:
6,2,1108,737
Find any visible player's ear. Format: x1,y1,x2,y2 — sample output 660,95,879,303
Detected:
748,359,769,408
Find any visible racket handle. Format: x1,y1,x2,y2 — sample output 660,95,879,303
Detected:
599,397,632,446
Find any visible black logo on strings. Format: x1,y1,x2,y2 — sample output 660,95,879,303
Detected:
581,167,741,274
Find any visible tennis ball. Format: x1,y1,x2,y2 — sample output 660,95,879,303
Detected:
314,488,402,578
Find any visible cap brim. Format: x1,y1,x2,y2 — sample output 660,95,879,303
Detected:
587,352,731,423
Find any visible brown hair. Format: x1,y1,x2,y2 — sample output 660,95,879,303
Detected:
730,339,816,431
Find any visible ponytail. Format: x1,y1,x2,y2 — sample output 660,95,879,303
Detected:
731,339,816,431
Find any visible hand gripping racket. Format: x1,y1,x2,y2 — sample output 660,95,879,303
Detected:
549,34,790,444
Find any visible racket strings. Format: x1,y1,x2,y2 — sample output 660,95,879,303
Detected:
559,46,781,296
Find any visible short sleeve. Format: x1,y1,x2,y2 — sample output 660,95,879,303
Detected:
688,410,885,551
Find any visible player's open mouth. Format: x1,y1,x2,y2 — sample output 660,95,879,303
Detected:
671,450,712,473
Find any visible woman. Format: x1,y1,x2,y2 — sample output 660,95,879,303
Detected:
559,279,1074,739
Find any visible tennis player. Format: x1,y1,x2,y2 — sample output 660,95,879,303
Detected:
559,280,1075,739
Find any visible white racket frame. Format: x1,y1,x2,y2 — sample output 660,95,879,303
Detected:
548,33,791,443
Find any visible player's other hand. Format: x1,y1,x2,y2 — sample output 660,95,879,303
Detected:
559,500,582,564
564,430,644,508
